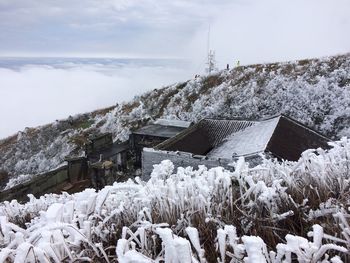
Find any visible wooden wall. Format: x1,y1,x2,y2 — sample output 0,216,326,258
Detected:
266,117,330,161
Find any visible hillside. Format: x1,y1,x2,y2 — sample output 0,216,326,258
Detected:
1,138,350,262
0,53,350,186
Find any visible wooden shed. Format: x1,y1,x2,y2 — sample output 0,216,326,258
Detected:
86,133,129,172
130,119,192,166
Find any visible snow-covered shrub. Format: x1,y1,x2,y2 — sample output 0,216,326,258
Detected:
1,139,350,262
1,54,350,189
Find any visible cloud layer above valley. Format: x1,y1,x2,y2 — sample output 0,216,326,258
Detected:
0,61,191,138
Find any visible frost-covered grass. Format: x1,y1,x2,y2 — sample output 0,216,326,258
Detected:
3,174,34,190
1,54,350,190
1,139,350,262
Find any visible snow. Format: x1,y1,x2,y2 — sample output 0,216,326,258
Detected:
0,55,350,261
217,228,227,262
156,228,192,262
242,236,268,263
153,118,192,128
185,227,205,261
1,54,350,189
4,174,34,190
0,138,350,262
207,116,280,158
121,250,154,263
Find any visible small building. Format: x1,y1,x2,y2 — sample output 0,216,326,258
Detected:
85,133,129,188
130,119,192,167
85,133,113,156
65,156,88,184
86,133,129,171
142,115,330,179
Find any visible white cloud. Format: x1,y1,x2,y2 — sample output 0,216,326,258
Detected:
1,0,348,60
0,0,232,57
0,61,192,138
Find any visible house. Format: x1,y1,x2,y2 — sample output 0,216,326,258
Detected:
86,133,129,172
0,133,129,202
129,119,192,167
142,115,330,179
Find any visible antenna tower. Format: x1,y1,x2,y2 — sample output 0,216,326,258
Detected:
206,25,217,74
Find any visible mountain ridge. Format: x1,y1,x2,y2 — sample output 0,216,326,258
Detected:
1,53,349,185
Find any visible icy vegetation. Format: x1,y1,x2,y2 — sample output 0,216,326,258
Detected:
0,54,350,184
1,139,350,262
4,174,34,190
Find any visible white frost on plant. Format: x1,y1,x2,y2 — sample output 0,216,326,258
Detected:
242,236,268,263
2,54,350,190
4,174,34,190
0,139,350,262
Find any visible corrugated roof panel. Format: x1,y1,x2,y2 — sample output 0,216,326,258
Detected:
207,116,280,158
203,119,255,146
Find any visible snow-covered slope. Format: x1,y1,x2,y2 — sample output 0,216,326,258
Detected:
1,54,349,182
1,139,349,262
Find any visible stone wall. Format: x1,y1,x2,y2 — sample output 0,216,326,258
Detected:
0,165,69,203
0,157,89,203
141,148,236,181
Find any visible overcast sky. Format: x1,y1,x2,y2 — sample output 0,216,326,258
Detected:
0,0,349,64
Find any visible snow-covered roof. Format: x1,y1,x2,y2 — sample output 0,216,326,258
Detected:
133,124,187,138
154,115,330,162
207,116,280,158
153,119,192,128
132,119,191,138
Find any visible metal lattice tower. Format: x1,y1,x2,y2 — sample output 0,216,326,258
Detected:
206,50,217,74
205,25,217,74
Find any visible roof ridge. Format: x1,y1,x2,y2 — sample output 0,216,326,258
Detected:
202,114,282,122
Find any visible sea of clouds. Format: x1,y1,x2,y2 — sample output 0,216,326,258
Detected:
0,58,193,139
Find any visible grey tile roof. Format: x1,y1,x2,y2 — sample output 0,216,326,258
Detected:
203,119,255,146
133,124,187,138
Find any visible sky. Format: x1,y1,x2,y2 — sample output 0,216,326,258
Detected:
1,0,349,63
0,0,228,58
0,0,349,138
